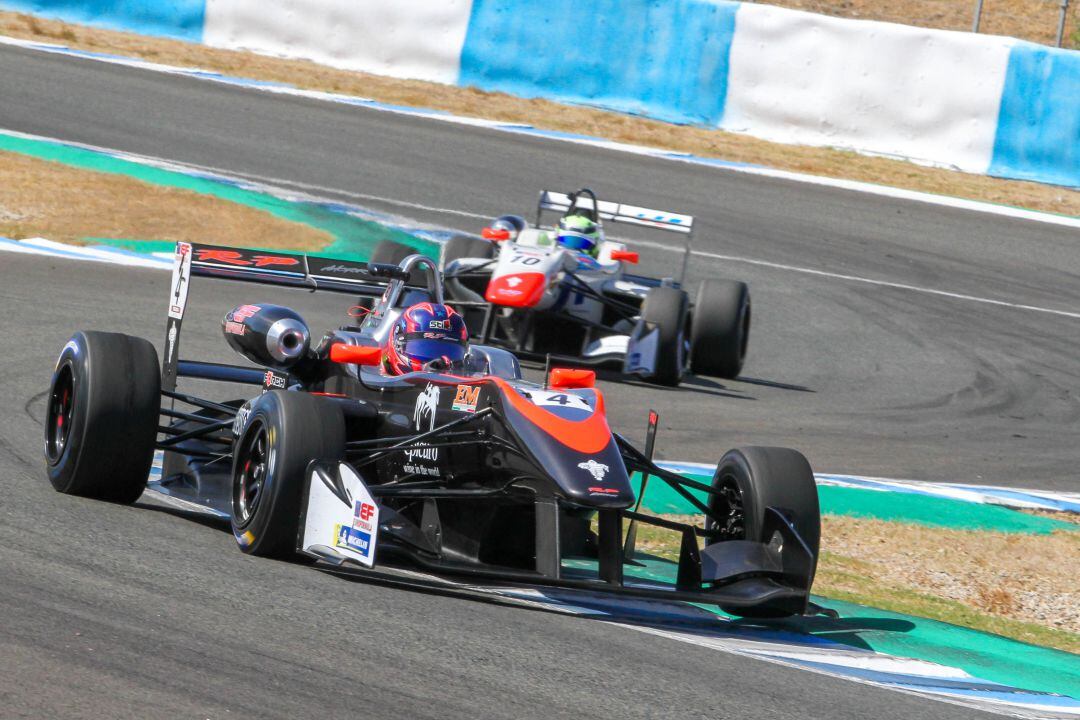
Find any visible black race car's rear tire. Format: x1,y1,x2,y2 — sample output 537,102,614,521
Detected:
690,279,750,379
44,331,160,503
369,239,417,266
705,446,819,618
640,286,690,387
230,390,345,559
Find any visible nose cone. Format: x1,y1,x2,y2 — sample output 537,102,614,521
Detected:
486,273,546,307
495,382,634,508
529,434,635,508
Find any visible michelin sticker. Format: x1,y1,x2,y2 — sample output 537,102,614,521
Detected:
335,498,378,558
578,459,609,482
327,465,380,567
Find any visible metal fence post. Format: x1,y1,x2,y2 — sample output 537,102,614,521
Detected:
1057,0,1071,47
972,0,985,33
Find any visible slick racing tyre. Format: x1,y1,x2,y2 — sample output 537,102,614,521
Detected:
640,286,690,387
704,447,820,617
231,390,344,559
442,234,496,328
44,331,160,503
690,279,750,379
441,234,495,270
369,239,417,266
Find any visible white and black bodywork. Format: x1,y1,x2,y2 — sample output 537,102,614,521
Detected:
42,242,818,617
427,189,751,386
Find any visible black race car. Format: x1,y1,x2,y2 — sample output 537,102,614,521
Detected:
43,242,819,617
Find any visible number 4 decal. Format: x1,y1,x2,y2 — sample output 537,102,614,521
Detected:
526,390,591,411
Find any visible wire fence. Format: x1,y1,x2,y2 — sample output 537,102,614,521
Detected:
758,0,1079,48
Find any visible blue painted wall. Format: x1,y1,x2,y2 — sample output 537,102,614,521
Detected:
990,42,1080,189
0,0,205,42
459,0,739,126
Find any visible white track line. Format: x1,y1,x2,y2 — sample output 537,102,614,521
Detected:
622,237,1080,320
5,126,1080,322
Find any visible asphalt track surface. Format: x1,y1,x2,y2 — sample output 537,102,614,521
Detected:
0,41,1073,719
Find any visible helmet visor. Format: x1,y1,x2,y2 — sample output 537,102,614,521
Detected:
557,231,596,251
402,338,468,365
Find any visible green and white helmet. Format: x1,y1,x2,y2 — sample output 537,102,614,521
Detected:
556,214,602,256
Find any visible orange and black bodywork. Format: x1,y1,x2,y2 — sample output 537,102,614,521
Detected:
131,244,821,617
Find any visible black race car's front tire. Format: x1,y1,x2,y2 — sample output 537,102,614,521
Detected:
705,446,820,618
230,390,345,559
640,286,690,387
690,279,750,379
44,331,160,503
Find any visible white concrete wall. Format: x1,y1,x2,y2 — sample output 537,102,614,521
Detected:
721,4,1015,173
203,0,474,84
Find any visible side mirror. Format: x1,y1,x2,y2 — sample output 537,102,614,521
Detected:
367,262,410,280
549,367,595,389
329,343,382,366
610,250,639,264
482,227,511,241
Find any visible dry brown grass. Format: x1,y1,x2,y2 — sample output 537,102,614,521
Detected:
2,11,1078,218
766,0,1079,48
631,512,1080,649
819,515,1080,634
0,150,331,249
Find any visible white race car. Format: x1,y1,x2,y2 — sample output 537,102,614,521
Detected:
374,189,750,386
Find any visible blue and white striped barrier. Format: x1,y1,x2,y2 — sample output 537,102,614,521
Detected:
2,0,1077,189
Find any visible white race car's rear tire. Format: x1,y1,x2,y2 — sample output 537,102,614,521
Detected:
369,239,416,266
691,279,750,379
441,234,494,269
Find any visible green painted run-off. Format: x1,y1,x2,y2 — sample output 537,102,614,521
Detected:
0,131,438,261
632,472,1076,534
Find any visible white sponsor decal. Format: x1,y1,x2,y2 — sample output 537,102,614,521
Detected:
166,324,178,363
414,383,440,432
407,383,441,473
232,403,252,436
578,460,609,482
168,242,192,319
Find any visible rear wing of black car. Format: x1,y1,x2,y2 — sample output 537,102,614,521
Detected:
161,241,416,391
536,189,696,282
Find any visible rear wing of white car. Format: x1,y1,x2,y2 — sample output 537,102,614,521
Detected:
537,190,694,234
536,189,695,281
